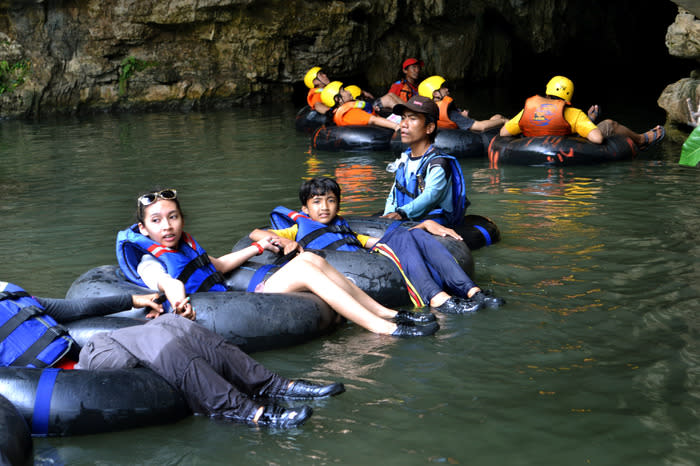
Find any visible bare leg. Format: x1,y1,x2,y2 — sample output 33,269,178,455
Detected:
263,253,398,335
599,119,664,148
429,291,451,308
292,253,397,319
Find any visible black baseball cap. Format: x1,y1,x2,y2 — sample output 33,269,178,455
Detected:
392,95,439,121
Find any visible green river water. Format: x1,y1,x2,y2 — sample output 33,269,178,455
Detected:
0,99,698,465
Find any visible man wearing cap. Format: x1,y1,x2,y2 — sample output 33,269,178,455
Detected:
388,58,424,102
372,58,424,115
382,95,468,227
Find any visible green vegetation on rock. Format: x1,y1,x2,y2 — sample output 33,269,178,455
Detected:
0,59,30,95
119,56,157,96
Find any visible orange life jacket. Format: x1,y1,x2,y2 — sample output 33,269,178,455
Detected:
436,96,458,129
519,95,572,137
333,100,374,126
307,88,323,108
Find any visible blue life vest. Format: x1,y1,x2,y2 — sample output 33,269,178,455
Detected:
116,225,226,294
0,282,74,368
269,206,364,252
393,146,468,226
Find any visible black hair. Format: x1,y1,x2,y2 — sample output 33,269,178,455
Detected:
425,114,438,142
299,177,342,206
135,187,184,224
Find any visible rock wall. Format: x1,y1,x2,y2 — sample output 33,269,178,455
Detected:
659,7,700,129
0,0,683,118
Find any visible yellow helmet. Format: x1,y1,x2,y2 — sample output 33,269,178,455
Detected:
345,85,362,99
304,66,322,89
419,75,446,99
545,76,574,103
321,81,343,107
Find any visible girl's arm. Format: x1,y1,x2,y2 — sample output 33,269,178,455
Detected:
249,228,301,255
156,275,195,320
210,236,282,274
138,256,195,320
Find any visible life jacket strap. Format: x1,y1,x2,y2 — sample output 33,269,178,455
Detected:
297,224,360,250
246,264,281,292
12,322,69,368
322,236,364,251
0,290,31,301
177,254,214,285
0,305,43,341
394,181,417,199
196,272,225,293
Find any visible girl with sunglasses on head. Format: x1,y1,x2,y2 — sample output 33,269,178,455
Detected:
115,188,439,338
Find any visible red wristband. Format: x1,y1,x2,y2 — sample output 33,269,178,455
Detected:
252,242,264,255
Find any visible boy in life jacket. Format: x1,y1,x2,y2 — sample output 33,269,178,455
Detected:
0,281,344,428
321,81,402,130
382,95,468,227
418,75,507,132
499,75,665,148
249,177,504,315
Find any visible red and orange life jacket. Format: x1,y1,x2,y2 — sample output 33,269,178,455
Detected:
519,95,572,137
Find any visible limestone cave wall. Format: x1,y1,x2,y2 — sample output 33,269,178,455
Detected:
0,0,688,118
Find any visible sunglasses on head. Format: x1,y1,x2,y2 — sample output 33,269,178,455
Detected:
138,189,178,206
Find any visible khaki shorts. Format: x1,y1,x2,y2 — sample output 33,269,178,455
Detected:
596,120,615,137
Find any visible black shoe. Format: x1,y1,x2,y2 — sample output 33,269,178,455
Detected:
393,309,437,324
391,321,439,337
432,297,481,314
248,404,313,428
471,291,505,309
273,380,346,399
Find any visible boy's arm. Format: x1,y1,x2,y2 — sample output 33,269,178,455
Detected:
362,235,380,249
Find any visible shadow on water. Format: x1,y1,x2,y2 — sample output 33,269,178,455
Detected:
1,100,698,465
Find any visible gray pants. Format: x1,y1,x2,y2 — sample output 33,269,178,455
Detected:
77,314,288,420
